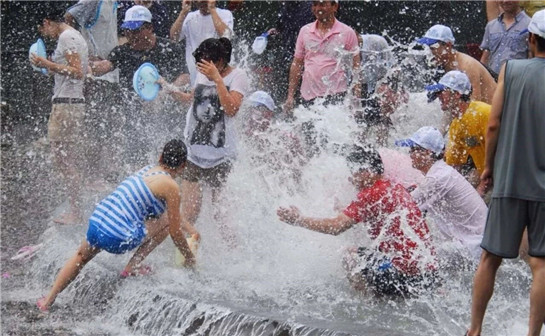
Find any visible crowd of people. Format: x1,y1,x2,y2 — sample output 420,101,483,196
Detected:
29,1,544,335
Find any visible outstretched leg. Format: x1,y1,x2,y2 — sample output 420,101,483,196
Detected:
467,250,503,336
528,256,545,336
122,214,170,274
39,240,100,310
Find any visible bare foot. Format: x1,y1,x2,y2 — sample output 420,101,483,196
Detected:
119,265,153,278
53,212,82,225
36,297,49,312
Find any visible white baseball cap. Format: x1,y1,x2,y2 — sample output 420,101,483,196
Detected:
121,5,152,30
425,70,472,101
521,9,545,38
395,126,445,155
248,91,277,111
417,24,455,45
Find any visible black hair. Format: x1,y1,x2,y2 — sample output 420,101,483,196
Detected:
460,88,472,102
535,33,545,52
160,139,187,169
193,37,232,64
37,7,67,24
346,144,384,175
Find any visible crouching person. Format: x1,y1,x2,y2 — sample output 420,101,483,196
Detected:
37,139,200,311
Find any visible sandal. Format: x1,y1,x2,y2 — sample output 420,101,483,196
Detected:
11,244,44,261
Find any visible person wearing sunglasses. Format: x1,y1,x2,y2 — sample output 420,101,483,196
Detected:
277,145,438,296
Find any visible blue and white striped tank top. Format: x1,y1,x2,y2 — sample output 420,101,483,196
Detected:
89,166,170,241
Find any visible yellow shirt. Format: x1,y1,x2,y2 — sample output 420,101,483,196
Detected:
445,101,491,174
521,0,545,17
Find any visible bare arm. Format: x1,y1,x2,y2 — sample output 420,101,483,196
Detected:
486,0,501,22
468,70,483,102
277,206,357,236
170,0,192,41
208,1,231,37
478,63,505,194
161,180,197,265
89,60,114,76
31,51,84,79
197,60,244,116
352,52,361,98
284,57,304,112
480,49,490,65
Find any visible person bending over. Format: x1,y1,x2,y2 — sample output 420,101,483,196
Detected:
37,140,200,311
277,145,438,296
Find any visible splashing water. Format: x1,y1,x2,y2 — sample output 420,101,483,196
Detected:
4,33,534,336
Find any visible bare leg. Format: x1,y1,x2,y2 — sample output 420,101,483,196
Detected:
519,229,529,263
467,250,503,336
528,256,545,336
39,240,100,310
122,215,170,273
51,140,83,224
211,187,237,247
181,179,203,228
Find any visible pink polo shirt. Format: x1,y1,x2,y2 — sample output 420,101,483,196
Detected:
294,19,358,101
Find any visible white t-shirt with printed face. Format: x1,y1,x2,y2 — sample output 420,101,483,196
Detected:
52,28,88,99
411,160,487,259
180,9,234,85
184,67,249,168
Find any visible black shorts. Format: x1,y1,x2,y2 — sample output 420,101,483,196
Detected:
357,248,439,296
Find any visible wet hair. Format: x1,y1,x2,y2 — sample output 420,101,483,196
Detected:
193,38,232,64
346,145,384,175
160,139,187,169
38,7,67,24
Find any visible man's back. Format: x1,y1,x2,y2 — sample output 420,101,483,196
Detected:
492,58,545,201
412,160,487,258
456,52,497,104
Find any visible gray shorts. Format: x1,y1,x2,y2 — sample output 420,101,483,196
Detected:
481,198,545,258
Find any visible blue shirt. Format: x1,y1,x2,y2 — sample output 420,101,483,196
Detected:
480,11,531,74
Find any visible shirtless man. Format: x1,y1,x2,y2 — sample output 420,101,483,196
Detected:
417,24,497,105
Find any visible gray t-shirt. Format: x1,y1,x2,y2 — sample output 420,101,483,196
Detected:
52,28,88,99
68,0,119,83
480,11,531,74
184,68,249,168
492,58,545,201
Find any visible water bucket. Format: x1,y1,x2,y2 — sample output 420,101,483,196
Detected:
252,33,269,55
28,38,48,75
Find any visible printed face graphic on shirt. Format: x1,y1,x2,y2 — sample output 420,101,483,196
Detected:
190,84,226,148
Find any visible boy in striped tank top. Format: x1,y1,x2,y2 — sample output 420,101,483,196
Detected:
37,140,199,311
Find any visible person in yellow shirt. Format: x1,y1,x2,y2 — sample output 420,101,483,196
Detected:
426,70,491,186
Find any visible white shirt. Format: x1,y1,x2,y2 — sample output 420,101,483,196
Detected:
52,28,88,99
179,9,234,85
68,0,119,83
411,160,487,259
184,68,249,168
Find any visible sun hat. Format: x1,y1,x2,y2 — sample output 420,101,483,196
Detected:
417,24,455,46
395,126,445,155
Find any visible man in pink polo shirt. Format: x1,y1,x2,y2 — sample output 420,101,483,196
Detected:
284,0,360,112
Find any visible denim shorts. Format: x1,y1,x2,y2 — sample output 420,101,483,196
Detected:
86,220,146,254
